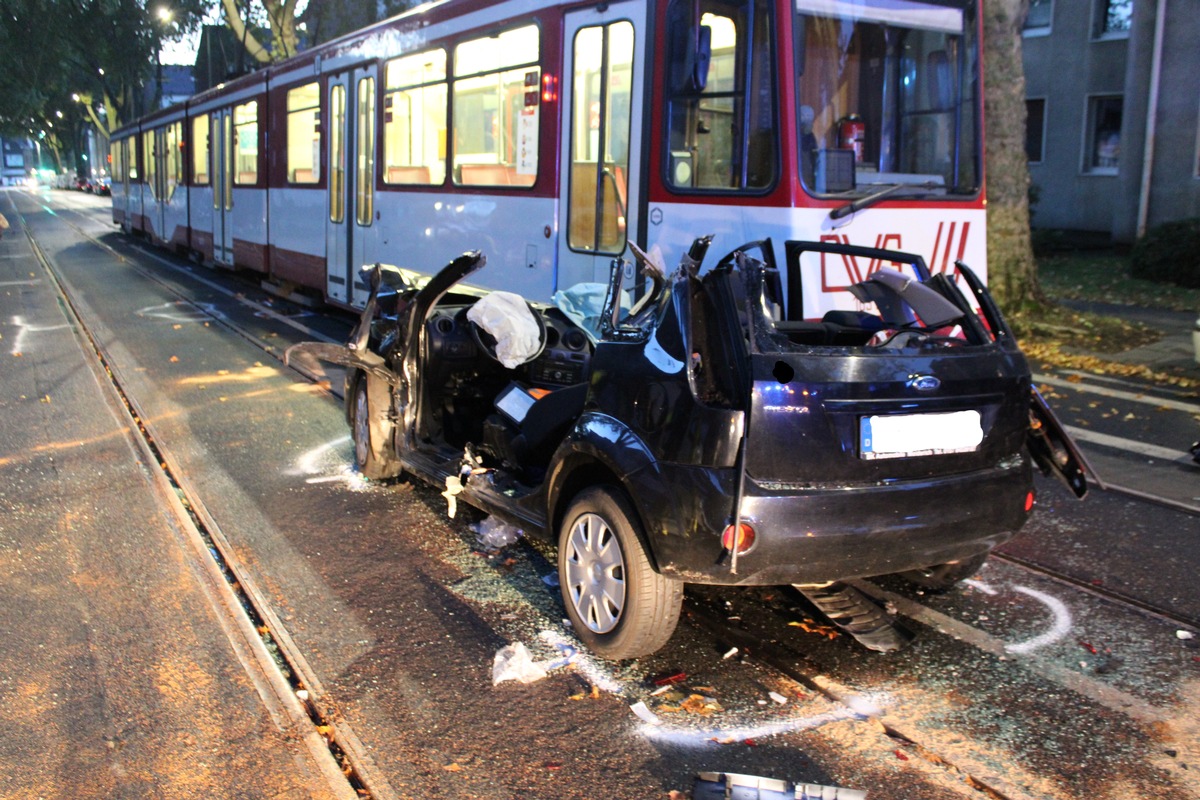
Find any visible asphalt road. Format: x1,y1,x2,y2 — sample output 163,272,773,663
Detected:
2,186,1197,800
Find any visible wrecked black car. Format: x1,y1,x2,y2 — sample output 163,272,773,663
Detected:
287,238,1092,660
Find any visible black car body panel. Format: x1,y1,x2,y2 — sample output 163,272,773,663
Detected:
286,239,1091,653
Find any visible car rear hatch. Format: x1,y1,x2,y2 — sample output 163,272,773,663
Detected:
722,242,1037,488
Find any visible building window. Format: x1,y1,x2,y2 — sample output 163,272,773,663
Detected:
286,83,321,184
1024,0,1052,34
1026,99,1046,163
192,115,209,185
452,25,540,188
233,101,258,185
1085,95,1122,174
383,49,447,185
1096,0,1131,37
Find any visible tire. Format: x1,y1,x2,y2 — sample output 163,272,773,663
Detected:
900,551,989,592
350,374,401,480
558,486,683,660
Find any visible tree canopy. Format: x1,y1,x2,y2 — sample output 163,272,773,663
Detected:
0,0,206,142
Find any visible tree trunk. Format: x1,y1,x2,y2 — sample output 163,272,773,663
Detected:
983,0,1044,309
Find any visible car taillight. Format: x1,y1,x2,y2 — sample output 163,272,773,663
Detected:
1024,491,1035,513
722,523,756,554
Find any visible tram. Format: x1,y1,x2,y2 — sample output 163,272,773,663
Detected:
111,0,985,313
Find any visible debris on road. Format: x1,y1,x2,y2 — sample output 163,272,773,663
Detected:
1177,630,1195,641
471,516,522,551
492,642,547,685
693,771,867,800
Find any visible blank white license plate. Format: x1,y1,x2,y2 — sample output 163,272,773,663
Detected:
860,410,983,459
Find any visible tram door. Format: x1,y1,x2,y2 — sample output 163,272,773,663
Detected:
556,1,647,290
118,139,132,233
152,129,168,238
326,65,378,306
211,109,235,265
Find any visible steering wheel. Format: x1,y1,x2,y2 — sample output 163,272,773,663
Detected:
468,302,548,366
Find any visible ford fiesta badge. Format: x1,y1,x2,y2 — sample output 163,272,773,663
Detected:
908,375,941,392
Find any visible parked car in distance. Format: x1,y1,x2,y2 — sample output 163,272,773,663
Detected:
288,238,1091,660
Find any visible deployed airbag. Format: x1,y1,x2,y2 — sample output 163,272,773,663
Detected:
467,291,543,368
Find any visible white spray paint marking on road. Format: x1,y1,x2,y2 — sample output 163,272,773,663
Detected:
636,706,867,746
0,278,39,284
287,435,371,491
857,578,1166,725
136,300,228,324
1005,586,1074,654
10,314,69,354
961,579,1073,653
130,244,339,344
963,579,998,596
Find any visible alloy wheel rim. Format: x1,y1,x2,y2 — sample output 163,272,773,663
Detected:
564,512,626,634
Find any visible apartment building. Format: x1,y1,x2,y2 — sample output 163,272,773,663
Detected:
1022,0,1199,241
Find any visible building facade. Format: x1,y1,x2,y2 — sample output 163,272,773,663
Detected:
1022,0,1200,241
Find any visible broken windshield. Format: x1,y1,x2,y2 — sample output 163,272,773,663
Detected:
794,0,980,198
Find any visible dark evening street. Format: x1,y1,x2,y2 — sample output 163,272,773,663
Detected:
2,186,1198,800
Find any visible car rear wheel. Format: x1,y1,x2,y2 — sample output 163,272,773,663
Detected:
351,374,401,480
558,487,683,660
900,552,989,592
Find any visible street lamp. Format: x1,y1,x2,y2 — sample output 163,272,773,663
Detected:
155,7,174,109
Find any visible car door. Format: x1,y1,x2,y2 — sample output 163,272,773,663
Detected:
953,263,1098,498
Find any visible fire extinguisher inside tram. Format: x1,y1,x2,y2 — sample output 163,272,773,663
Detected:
837,114,865,165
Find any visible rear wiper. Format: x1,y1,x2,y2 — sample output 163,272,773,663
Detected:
830,182,939,221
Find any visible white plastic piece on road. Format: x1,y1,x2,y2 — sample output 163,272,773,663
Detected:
1178,630,1196,641
492,642,548,685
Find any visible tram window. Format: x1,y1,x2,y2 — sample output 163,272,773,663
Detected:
166,121,182,197
233,101,259,185
193,115,209,185
330,85,346,223
665,0,777,192
384,49,447,185
287,83,321,184
128,139,138,181
355,76,376,225
794,0,980,196
567,21,635,254
143,131,156,197
452,25,540,188
110,141,122,183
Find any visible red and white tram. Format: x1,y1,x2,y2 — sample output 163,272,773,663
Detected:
112,0,985,312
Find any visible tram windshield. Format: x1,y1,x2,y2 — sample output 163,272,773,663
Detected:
794,0,980,199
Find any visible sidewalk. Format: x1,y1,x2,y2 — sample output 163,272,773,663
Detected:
1057,298,1200,387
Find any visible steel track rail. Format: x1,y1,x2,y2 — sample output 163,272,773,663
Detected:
19,199,390,800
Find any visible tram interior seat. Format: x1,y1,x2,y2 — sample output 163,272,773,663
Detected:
238,172,258,184
460,164,516,186
387,165,432,184
292,168,316,183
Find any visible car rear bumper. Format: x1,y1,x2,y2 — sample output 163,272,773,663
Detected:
647,455,1032,586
